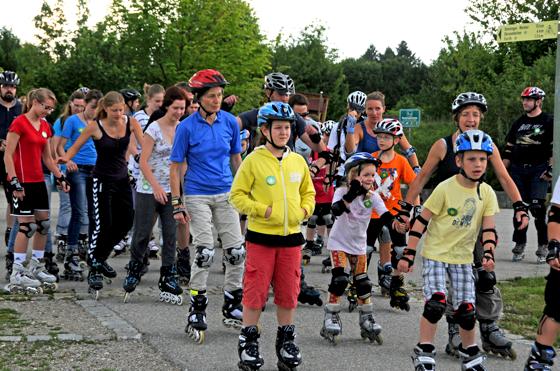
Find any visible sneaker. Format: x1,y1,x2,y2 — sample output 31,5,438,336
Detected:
536,244,548,264
113,237,129,256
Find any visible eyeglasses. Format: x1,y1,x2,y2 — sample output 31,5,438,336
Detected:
39,102,55,112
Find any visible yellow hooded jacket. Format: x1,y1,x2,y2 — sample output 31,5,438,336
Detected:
230,146,316,236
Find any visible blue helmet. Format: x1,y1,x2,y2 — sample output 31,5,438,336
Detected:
344,152,380,175
240,129,250,141
257,102,295,127
455,130,493,155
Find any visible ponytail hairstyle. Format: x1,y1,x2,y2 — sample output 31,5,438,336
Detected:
95,91,125,120
23,88,57,114
144,83,165,101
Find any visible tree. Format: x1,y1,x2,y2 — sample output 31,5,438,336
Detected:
360,44,380,62
0,28,21,71
34,0,70,60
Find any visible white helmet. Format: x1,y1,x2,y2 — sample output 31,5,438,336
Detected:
347,91,367,113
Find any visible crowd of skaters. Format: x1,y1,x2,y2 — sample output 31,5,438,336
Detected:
0,67,557,370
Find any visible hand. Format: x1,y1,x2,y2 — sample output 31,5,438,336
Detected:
152,184,168,205
397,259,413,274
57,156,68,164
343,179,367,203
345,115,357,134
301,208,308,218
513,201,530,230
548,258,560,271
66,160,78,173
392,219,407,234
540,165,552,182
173,206,191,224
482,256,495,272
223,95,238,106
305,124,322,144
0,139,5,152
13,189,25,201
265,206,272,219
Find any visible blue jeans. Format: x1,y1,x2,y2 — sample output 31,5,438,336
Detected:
7,174,53,253
56,172,71,236
66,166,92,252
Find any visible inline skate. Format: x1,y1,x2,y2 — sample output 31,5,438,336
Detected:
78,234,88,260
524,342,555,370
480,321,516,359
238,325,264,370
98,260,116,283
298,276,323,306
276,325,302,370
346,282,357,312
358,303,382,344
29,257,58,292
377,261,392,297
536,244,548,264
512,243,525,262
389,274,410,311
55,234,67,262
88,261,104,300
113,236,129,257
43,252,59,281
445,319,461,357
458,344,487,371
158,265,183,305
185,292,208,344
123,260,144,303
148,238,159,259
412,343,436,371
4,252,13,281
61,252,84,281
3,262,42,294
223,288,243,329
301,240,314,266
176,247,191,285
320,303,341,344
321,255,331,273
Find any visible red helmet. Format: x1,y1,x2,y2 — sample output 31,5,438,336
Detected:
521,86,545,100
188,69,229,93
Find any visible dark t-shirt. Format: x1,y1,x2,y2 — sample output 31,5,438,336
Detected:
0,100,23,140
238,108,306,151
505,112,554,165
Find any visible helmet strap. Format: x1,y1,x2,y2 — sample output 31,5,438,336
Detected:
263,131,287,151
198,103,217,121
459,168,485,200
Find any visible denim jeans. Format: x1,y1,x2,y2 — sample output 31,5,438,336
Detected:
7,174,53,253
66,166,92,252
56,172,71,236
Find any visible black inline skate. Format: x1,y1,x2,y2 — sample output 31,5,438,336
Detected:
5,252,14,281
321,256,331,273
524,342,555,370
298,275,323,306
346,282,357,312
445,318,461,357
98,260,116,283
78,234,88,260
223,288,243,329
458,344,487,371
88,262,104,300
412,343,436,371
480,320,516,359
62,252,84,281
158,265,183,305
55,234,67,263
43,252,59,281
176,247,191,285
185,292,208,344
276,325,302,370
123,260,144,302
301,240,314,266
377,261,392,296
238,325,264,370
389,274,410,311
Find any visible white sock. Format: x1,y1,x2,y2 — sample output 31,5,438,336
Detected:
14,253,27,264
32,250,44,260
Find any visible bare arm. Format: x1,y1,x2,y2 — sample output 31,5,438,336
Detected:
230,153,242,175
4,132,20,180
404,139,446,204
398,134,419,168
60,122,99,163
127,117,144,157
344,122,361,154
490,144,522,202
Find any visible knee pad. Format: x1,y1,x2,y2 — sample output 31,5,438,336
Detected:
423,292,446,324
323,213,334,228
475,267,496,293
18,222,37,238
529,199,546,219
379,226,391,244
454,302,476,330
354,273,373,300
307,214,318,229
549,205,560,224
328,267,349,297
224,244,245,266
391,244,406,269
36,219,50,236
194,245,215,268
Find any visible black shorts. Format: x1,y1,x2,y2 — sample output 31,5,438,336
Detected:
11,182,49,216
544,268,560,322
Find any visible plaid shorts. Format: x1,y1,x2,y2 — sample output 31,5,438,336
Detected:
422,258,475,310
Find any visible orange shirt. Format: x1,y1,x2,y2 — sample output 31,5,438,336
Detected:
370,151,416,218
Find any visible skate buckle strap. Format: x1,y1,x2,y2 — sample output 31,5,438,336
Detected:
463,353,486,369
8,176,24,192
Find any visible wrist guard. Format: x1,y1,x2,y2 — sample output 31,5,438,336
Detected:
318,150,334,165
483,249,495,262
55,174,68,189
343,179,366,203
400,248,416,267
546,239,560,262
8,176,23,192
309,132,321,144
171,196,183,207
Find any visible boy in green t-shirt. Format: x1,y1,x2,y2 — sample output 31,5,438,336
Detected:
397,130,499,371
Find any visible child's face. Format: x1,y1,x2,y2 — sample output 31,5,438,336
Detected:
376,133,398,151
357,163,376,189
241,139,249,153
456,151,488,179
263,120,291,147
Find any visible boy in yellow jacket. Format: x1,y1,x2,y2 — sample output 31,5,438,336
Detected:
230,102,315,371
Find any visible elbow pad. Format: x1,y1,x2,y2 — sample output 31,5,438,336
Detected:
332,200,349,216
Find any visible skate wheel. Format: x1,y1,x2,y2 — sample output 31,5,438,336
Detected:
375,334,383,345
195,330,205,344
508,348,517,360
124,293,131,303
176,296,183,306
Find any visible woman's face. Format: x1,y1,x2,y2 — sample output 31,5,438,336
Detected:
84,99,97,119
106,102,125,121
148,92,164,111
70,98,86,115
457,105,482,132
35,98,56,119
365,99,384,123
166,99,186,122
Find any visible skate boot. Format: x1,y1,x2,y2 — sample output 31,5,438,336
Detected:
302,240,314,265
536,244,548,264
148,238,159,259
29,258,58,292
4,226,11,246
389,274,410,311
176,247,191,285
346,282,357,312
320,303,341,344
377,262,392,297
122,260,144,302
321,256,331,273
298,277,323,306
4,262,42,294
275,325,302,370
43,252,59,281
223,288,243,329
312,235,323,256
113,236,129,257
458,344,487,371
4,252,13,281
185,292,208,344
158,265,183,305
62,252,84,281
238,325,264,371
358,303,383,344
87,261,104,300
445,318,461,357
512,243,525,262
412,343,436,371
524,342,555,370
55,234,67,262
480,321,516,359
98,260,117,283
78,234,88,260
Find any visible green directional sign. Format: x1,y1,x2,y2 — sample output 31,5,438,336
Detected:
399,109,421,128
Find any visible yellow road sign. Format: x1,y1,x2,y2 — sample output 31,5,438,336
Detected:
497,20,558,43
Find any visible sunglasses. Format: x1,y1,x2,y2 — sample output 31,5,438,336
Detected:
300,112,310,118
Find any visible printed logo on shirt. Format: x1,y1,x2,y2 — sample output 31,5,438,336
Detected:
79,128,84,133
451,198,477,228
41,131,47,138
373,167,398,201
266,176,276,185
289,172,302,183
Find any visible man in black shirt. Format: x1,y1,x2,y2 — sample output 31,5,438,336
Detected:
503,86,553,263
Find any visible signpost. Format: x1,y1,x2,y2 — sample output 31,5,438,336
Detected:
497,18,560,190
399,108,421,142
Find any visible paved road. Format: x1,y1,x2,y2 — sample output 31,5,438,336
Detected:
0,193,549,370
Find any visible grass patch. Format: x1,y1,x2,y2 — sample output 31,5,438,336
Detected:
0,308,30,334
498,276,560,344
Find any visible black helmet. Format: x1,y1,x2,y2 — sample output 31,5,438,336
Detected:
0,71,20,86
119,88,141,103
264,72,295,95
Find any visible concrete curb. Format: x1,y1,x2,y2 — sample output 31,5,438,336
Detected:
76,299,142,340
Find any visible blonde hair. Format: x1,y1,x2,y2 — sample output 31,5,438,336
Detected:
366,91,385,108
143,83,165,100
345,162,376,184
95,91,125,120
24,88,57,114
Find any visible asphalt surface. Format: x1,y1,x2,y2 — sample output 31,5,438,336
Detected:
0,193,550,371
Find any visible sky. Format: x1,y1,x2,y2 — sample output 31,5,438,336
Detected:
0,0,478,64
